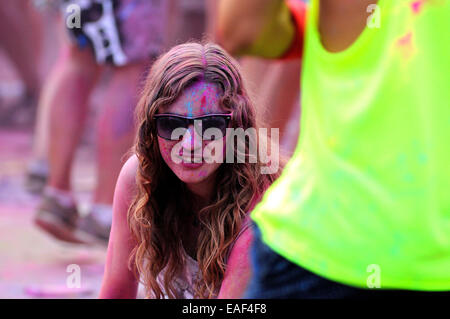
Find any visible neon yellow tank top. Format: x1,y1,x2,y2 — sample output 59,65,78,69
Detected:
252,0,450,290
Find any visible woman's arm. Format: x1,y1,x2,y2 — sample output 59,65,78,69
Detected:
217,227,254,298
98,155,140,299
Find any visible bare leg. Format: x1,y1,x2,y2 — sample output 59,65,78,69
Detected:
34,41,101,243
73,62,146,245
93,63,146,205
0,0,43,97
47,44,101,191
32,18,65,163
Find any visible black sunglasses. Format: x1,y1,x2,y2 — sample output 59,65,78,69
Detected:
153,113,232,141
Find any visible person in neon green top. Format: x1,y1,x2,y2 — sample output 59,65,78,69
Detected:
218,0,450,297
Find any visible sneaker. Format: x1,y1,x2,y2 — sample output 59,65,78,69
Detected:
74,204,112,246
34,194,87,244
25,171,48,195
25,160,49,195
0,90,37,128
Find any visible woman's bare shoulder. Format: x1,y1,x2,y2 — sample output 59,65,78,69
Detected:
122,154,139,183
116,154,139,201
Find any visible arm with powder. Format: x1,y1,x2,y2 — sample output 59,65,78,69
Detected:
99,156,139,299
216,0,298,58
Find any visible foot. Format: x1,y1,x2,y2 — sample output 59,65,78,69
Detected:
25,160,49,195
34,191,87,244
74,204,112,246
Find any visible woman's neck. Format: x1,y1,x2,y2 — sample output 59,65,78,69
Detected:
187,184,212,209
186,172,218,210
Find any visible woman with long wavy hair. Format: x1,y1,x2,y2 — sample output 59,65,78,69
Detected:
99,42,281,299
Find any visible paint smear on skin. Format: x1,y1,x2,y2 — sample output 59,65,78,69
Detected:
197,169,208,178
183,82,221,115
200,96,207,111
185,101,194,117
158,81,225,185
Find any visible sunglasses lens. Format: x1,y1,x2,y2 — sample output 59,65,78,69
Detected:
156,115,230,141
156,117,187,140
201,116,229,140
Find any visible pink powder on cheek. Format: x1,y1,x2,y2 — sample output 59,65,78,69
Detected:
157,137,178,166
159,142,171,157
197,168,208,178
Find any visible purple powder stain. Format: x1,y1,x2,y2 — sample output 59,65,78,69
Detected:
200,95,207,111
185,100,194,117
198,169,208,178
183,82,221,116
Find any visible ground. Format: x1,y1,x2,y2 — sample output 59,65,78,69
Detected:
0,17,147,297
0,128,109,298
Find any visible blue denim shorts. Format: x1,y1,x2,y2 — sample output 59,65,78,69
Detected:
244,223,450,299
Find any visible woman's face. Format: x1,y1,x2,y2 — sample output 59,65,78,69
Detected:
157,81,227,187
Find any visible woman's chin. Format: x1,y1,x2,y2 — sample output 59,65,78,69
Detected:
172,163,220,185
176,171,210,185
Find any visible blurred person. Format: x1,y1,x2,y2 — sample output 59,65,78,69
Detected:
32,0,214,246
99,42,281,299
33,0,173,245
25,1,66,192
26,1,63,195
0,0,43,126
218,0,450,297
27,0,213,194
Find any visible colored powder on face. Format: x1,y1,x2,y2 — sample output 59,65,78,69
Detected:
180,82,222,116
197,169,208,178
200,96,207,111
185,101,194,117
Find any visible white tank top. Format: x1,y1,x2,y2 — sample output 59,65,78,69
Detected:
148,219,252,299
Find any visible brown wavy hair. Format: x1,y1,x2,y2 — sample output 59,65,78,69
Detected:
128,42,282,299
